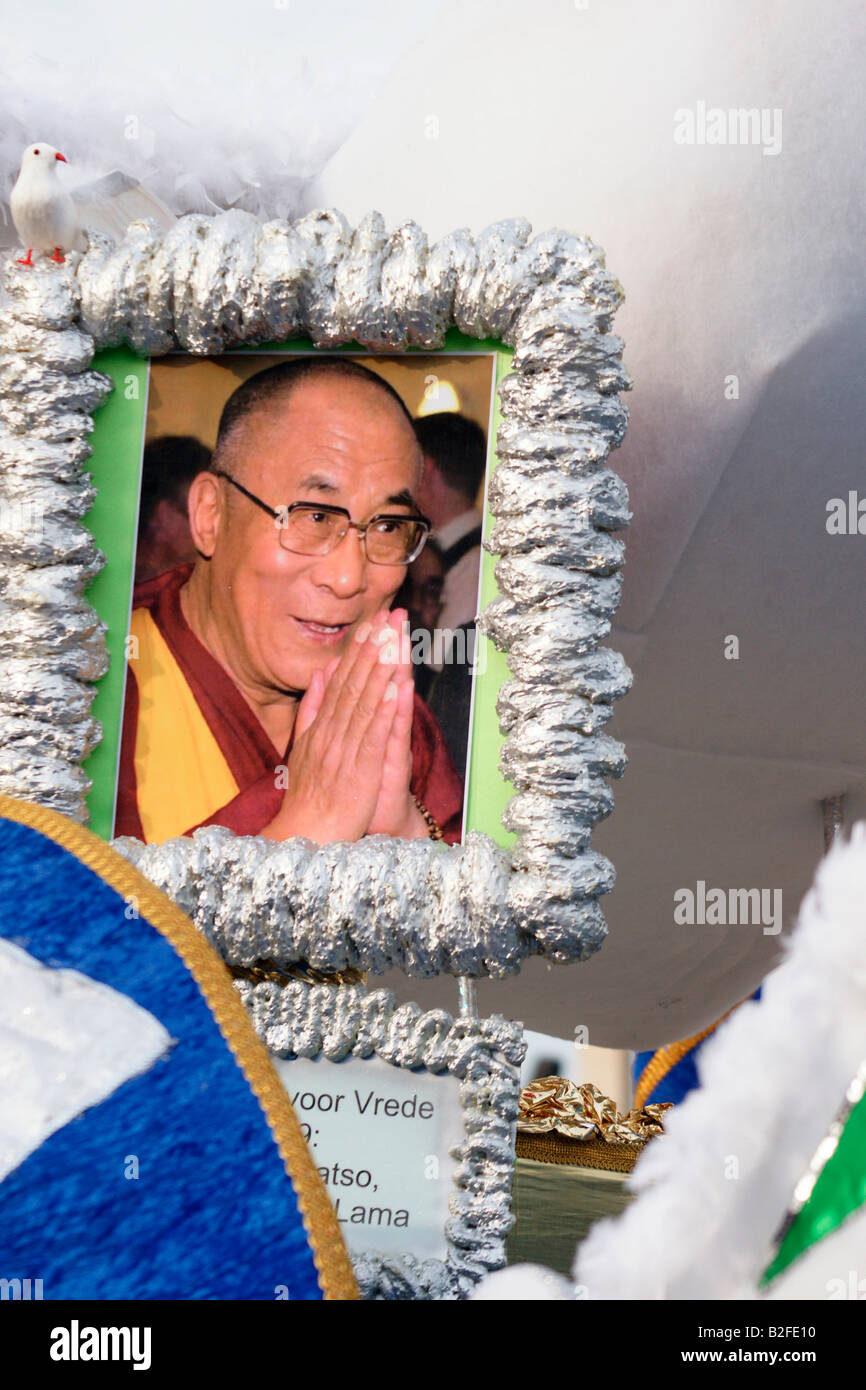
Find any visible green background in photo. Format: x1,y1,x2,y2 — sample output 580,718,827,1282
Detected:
82,333,515,845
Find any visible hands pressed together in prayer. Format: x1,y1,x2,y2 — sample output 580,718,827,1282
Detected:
261,607,429,844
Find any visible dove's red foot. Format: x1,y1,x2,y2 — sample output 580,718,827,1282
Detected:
16,249,34,267
50,248,66,263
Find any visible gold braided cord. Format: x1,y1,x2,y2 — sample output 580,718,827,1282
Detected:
633,999,748,1111
0,793,358,1302
516,1131,642,1172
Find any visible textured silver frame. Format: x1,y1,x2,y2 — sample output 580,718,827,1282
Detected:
0,208,631,977
235,977,524,1300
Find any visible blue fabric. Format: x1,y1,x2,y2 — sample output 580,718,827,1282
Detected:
633,1047,700,1107
0,815,323,1300
634,989,763,1107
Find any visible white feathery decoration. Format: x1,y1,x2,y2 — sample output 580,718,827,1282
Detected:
576,824,866,1299
474,826,866,1300
470,1265,574,1301
0,3,443,241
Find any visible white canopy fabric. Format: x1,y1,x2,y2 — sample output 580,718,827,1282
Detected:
311,0,866,1047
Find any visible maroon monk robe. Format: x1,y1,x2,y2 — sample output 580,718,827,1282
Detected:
115,564,465,846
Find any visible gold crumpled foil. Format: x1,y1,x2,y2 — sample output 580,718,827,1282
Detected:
517,1077,671,1144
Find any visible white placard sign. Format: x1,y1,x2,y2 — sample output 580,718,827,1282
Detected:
272,1052,464,1259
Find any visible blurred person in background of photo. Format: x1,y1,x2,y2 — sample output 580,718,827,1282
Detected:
135,435,210,583
392,537,444,700
427,623,476,784
414,412,486,634
413,412,488,777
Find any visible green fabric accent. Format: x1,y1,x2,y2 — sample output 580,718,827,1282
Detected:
762,1084,866,1284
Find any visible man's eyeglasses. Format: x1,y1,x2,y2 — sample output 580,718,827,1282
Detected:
213,471,431,566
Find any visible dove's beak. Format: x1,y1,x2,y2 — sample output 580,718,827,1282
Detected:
55,152,67,163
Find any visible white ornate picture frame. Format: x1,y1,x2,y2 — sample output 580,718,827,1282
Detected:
0,208,630,1296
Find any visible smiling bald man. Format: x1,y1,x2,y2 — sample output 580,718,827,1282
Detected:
115,358,464,847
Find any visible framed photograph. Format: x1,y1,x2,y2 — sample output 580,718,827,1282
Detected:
0,211,630,984
84,336,515,859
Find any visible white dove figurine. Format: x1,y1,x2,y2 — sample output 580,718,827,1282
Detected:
11,142,78,267
9,142,176,267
